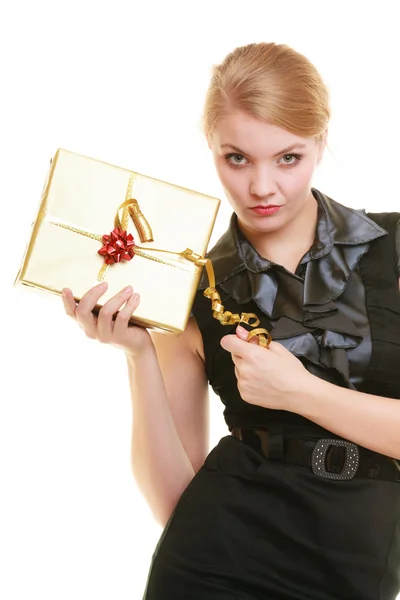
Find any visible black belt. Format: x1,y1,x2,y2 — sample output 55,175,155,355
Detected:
231,426,400,482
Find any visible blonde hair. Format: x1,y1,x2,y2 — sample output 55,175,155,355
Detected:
203,42,330,140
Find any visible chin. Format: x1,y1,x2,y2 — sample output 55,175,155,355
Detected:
238,211,286,234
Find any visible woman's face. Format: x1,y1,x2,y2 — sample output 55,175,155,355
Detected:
208,111,326,235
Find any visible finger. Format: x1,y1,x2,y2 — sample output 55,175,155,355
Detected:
75,282,108,337
220,334,250,357
61,288,77,319
113,292,141,337
236,326,260,347
235,325,249,341
97,285,134,342
75,282,108,315
272,341,288,353
230,352,242,367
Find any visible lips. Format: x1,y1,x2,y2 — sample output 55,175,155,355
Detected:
253,205,280,209
250,205,282,216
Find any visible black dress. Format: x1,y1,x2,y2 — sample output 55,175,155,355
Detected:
143,190,400,600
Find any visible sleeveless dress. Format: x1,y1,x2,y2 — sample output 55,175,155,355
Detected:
143,190,400,600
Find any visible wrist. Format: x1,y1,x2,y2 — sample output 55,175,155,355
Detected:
124,337,156,364
285,370,322,415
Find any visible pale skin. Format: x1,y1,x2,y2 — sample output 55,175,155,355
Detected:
62,110,400,527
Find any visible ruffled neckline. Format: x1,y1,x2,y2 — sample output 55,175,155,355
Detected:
199,189,387,388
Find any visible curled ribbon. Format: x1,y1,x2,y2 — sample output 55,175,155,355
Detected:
51,176,272,347
182,252,271,348
196,257,271,348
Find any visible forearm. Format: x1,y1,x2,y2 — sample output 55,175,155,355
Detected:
292,374,400,459
126,349,195,526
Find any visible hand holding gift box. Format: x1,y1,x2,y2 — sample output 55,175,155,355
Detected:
15,149,221,333
15,149,270,344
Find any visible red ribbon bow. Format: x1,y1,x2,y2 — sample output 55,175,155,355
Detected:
98,227,135,265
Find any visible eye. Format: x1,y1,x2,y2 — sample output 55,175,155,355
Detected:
224,153,249,167
279,153,302,166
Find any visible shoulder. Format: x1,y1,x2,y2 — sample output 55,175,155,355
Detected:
365,211,400,278
150,316,206,364
197,214,246,290
366,211,400,231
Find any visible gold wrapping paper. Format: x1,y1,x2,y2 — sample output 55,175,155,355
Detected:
15,149,221,334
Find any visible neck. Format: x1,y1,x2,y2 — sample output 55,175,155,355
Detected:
239,192,319,272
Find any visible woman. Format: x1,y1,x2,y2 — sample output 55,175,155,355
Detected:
62,42,400,599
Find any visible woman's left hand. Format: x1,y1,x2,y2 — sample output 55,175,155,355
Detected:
220,325,312,411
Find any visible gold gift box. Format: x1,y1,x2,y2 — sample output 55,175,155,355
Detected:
15,149,221,333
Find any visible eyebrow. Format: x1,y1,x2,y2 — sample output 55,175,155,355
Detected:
220,143,307,157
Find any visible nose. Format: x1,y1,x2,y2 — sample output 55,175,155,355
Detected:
250,166,277,199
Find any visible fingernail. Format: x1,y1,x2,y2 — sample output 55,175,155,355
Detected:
61,289,68,298
123,285,133,295
132,293,140,302
98,281,108,289
236,325,249,340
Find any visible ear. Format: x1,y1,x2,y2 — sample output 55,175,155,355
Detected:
206,133,212,149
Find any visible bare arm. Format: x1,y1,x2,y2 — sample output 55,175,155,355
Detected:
288,375,400,459
128,318,209,526
288,277,400,458
225,302,400,460
285,278,400,458
62,284,209,528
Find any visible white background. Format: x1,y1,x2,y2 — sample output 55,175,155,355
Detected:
2,1,400,598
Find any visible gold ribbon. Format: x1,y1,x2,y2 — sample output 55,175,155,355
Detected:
202,265,272,348
50,176,271,347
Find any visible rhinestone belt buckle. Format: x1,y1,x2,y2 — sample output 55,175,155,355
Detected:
311,439,360,480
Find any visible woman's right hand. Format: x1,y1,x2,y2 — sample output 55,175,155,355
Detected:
61,282,153,358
